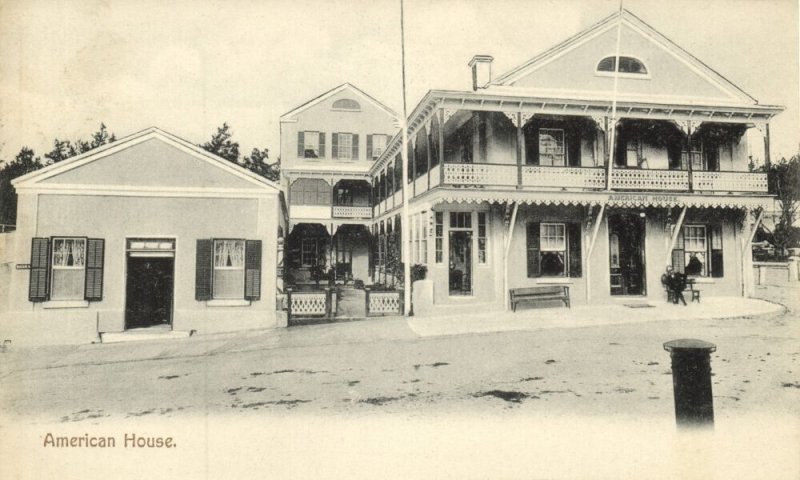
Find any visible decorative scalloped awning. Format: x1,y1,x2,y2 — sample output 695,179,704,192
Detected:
421,188,773,210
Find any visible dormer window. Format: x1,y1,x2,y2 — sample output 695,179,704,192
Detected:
597,56,648,75
332,98,361,111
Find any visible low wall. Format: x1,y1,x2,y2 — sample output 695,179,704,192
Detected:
753,259,799,286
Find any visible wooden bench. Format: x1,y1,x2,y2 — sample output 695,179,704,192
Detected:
661,275,701,303
510,286,570,312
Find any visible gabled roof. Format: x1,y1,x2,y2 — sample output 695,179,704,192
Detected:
280,83,399,121
12,126,280,192
492,9,758,105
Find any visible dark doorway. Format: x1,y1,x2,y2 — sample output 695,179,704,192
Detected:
449,231,473,295
608,213,646,296
125,256,174,329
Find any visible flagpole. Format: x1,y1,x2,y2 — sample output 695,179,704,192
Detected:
606,0,624,190
399,0,412,315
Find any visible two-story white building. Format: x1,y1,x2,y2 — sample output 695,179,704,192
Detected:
363,9,781,315
280,84,398,286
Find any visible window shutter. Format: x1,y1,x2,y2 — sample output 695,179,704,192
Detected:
318,132,326,158
195,239,213,301
332,132,338,159
297,131,305,157
526,222,540,278
711,225,723,277
244,240,262,301
671,248,685,274
84,238,105,301
352,134,360,160
367,134,373,159
28,237,50,302
567,223,582,277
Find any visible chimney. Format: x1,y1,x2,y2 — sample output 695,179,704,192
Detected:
469,55,494,91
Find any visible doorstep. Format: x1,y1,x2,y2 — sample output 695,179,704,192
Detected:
100,327,193,344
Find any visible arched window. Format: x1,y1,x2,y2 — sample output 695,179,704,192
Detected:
332,98,361,111
289,178,331,205
597,56,648,75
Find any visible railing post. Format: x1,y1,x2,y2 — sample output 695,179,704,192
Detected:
286,288,293,323
399,288,405,316
324,287,332,319
364,287,371,317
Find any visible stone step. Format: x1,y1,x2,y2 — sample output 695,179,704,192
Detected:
100,328,193,344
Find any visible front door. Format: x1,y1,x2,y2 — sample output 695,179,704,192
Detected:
125,239,175,329
449,231,472,295
608,214,646,296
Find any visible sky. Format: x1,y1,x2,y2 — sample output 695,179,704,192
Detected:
0,0,798,164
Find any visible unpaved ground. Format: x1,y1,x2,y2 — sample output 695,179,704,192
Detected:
1,286,797,424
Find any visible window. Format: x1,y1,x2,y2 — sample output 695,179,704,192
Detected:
412,212,429,265
298,131,325,158
435,212,444,263
450,212,472,229
333,132,359,160
337,133,352,159
477,212,487,264
681,138,703,171
673,224,723,278
526,222,581,278
196,239,261,301
213,240,245,299
301,238,319,267
369,134,388,159
683,225,708,276
597,56,648,74
51,238,86,300
538,129,566,166
332,98,360,111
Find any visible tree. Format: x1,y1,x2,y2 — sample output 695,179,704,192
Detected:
44,123,117,164
242,148,280,182
200,123,240,164
760,155,800,252
0,147,43,226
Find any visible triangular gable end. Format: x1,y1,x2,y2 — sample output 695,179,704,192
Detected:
492,10,757,106
280,83,399,121
13,128,280,193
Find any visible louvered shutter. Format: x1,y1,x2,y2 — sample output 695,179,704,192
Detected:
84,238,105,301
352,134,359,160
567,223,582,277
332,132,338,159
526,127,540,165
367,135,373,159
195,239,213,300
297,131,305,157
711,225,723,278
318,132,325,158
526,222,540,278
28,237,50,302
244,240,262,301
671,249,685,274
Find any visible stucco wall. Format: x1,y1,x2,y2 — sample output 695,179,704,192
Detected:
510,24,738,104
1,193,281,346
281,89,397,171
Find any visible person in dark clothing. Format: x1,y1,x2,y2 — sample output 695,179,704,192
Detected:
663,265,687,305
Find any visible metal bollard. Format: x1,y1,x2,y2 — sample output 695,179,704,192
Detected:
663,338,716,428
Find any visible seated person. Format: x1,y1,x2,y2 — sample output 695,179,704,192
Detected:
663,265,687,305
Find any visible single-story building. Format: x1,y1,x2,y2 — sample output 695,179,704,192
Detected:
1,127,287,346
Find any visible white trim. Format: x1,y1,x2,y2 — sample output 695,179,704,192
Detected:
12,128,281,191
688,277,715,284
280,83,399,120
206,299,252,307
42,300,89,309
493,11,755,104
534,278,573,284
16,184,276,199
